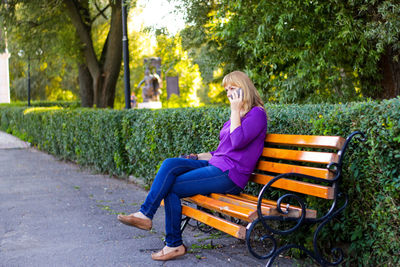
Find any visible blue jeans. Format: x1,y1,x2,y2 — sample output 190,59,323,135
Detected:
139,158,242,247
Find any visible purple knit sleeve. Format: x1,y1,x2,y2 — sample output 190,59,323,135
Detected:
230,107,267,149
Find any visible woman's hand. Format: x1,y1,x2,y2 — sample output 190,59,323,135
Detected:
228,87,244,114
179,153,211,161
198,152,212,161
179,153,198,160
227,86,243,133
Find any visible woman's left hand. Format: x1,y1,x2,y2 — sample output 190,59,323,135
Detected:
179,153,198,160
227,87,243,133
228,87,244,114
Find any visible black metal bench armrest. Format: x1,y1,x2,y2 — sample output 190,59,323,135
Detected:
329,131,367,181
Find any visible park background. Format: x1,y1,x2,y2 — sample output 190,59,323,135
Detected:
0,0,399,266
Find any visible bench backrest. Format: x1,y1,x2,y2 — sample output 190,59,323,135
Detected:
250,133,346,200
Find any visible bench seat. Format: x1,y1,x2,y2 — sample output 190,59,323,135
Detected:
172,133,344,241
183,192,317,222
162,132,364,266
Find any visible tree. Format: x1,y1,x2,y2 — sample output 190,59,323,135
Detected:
1,0,129,108
0,27,5,52
1,0,80,102
64,0,123,108
178,0,400,103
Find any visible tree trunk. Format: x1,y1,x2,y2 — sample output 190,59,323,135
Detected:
363,46,400,100
379,47,400,99
64,0,122,108
78,64,93,107
95,0,122,108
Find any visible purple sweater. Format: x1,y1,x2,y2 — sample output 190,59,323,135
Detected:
209,106,268,189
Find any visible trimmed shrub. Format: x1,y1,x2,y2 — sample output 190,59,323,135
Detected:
0,101,80,108
0,98,399,266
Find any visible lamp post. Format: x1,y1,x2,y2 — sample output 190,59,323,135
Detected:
27,55,31,106
17,50,31,106
18,49,42,107
122,0,131,109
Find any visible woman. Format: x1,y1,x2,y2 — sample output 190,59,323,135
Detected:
117,70,268,261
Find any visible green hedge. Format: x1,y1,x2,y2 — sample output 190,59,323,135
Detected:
0,101,80,108
0,99,399,266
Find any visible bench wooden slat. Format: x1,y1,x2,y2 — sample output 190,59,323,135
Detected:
262,148,339,164
236,193,317,218
210,193,317,219
256,160,333,179
233,193,285,208
251,174,334,199
185,194,257,222
217,193,317,218
265,134,345,150
209,193,291,217
181,205,246,239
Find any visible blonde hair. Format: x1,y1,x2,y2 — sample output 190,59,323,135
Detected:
222,71,264,115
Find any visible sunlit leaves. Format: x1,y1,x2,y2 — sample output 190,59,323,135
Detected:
155,33,203,107
178,0,400,103
1,0,80,101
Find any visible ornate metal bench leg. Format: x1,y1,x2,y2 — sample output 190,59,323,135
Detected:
180,216,191,233
246,218,276,259
266,194,348,266
266,244,323,267
195,206,214,233
266,233,343,266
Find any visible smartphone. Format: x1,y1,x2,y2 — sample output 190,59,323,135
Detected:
230,88,243,100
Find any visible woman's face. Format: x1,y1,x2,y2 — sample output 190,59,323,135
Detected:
224,84,241,99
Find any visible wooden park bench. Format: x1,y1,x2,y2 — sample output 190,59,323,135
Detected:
175,131,365,266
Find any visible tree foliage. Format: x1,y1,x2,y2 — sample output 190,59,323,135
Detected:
1,0,206,108
1,0,126,108
178,0,400,103
0,0,80,102
154,32,202,108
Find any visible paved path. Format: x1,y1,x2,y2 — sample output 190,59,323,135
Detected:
0,132,30,149
0,131,294,267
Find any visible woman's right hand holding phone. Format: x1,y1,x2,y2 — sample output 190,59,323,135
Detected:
227,86,243,133
228,87,243,114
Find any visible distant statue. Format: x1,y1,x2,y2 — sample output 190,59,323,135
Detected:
138,68,162,102
130,91,137,108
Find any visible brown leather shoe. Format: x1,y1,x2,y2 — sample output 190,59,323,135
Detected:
151,245,186,261
117,214,152,230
